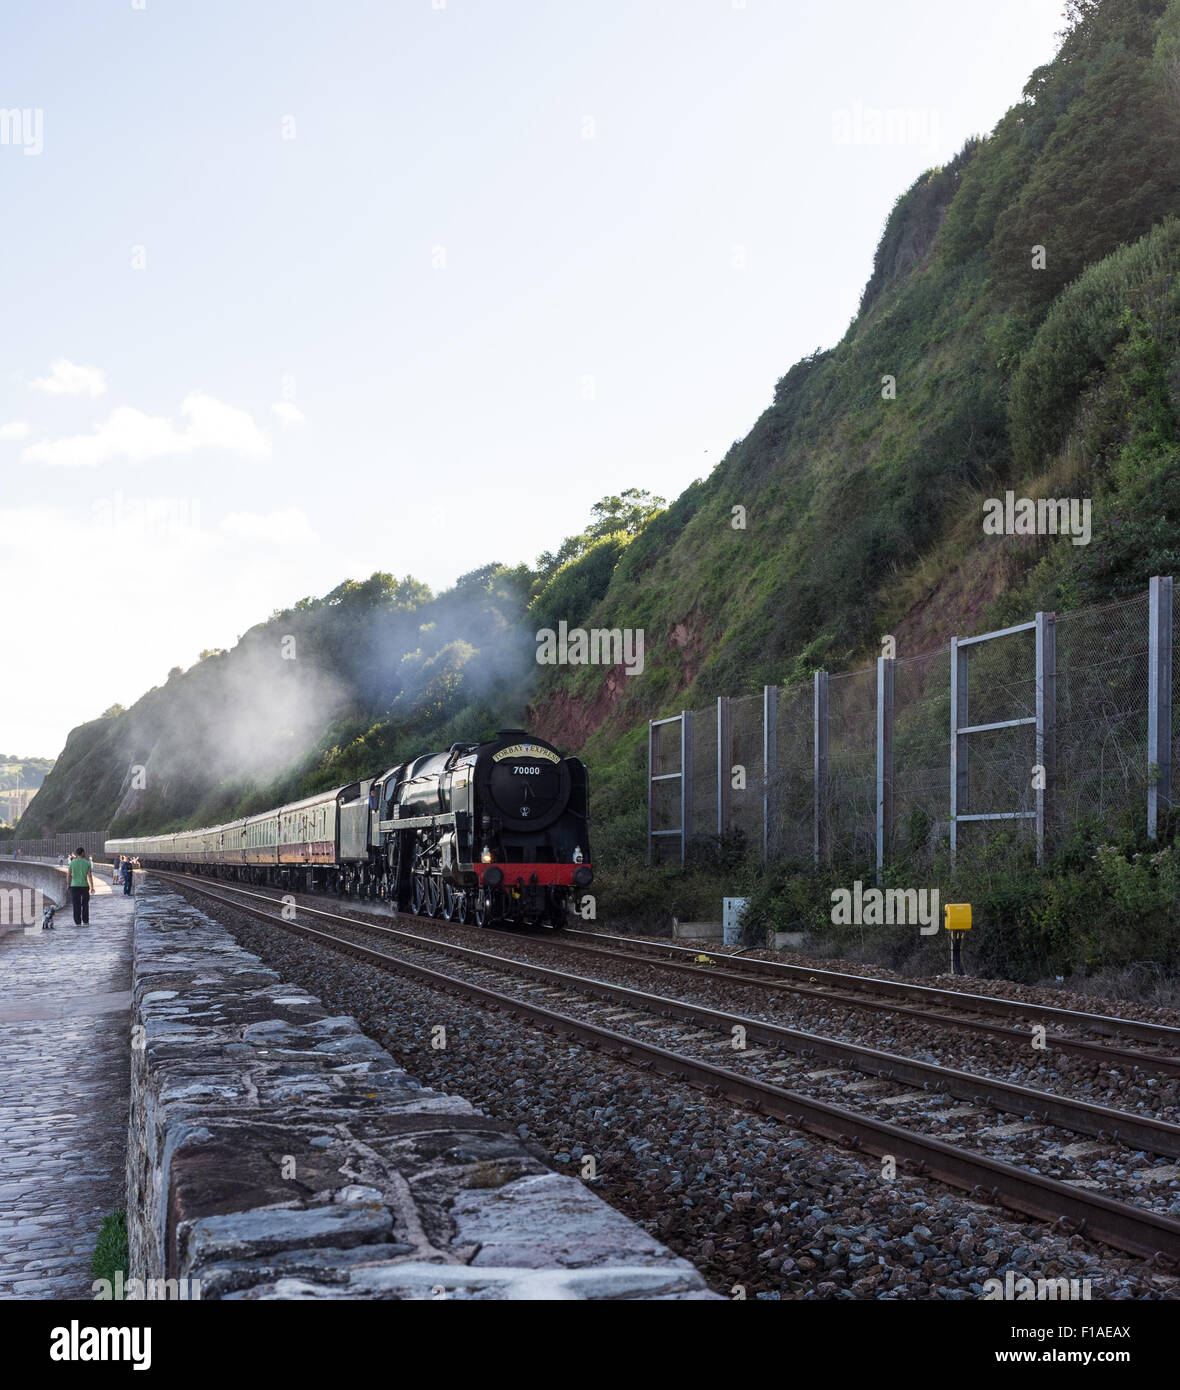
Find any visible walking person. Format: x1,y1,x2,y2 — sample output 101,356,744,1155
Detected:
69,847,95,925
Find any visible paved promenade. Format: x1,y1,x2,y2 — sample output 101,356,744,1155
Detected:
0,867,132,1299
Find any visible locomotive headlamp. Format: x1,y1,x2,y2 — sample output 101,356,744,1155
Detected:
481,846,493,863
572,846,584,864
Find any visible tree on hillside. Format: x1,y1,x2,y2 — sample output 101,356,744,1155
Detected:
324,573,432,611
533,489,667,586
587,488,667,539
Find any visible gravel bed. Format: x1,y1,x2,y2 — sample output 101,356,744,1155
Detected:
238,886,1179,1128
578,929,1180,1030
227,900,1180,1217
178,881,1180,1301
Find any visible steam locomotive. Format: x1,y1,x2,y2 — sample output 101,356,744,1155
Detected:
105,730,592,929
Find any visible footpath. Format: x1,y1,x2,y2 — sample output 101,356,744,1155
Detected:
0,866,133,1298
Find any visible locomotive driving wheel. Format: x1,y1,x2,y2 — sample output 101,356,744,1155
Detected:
441,881,457,921
425,873,442,917
474,890,492,927
411,868,430,915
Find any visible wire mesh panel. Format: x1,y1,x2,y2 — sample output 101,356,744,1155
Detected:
964,626,1037,727
826,666,876,864
690,702,718,843
1055,594,1150,836
650,720,682,778
728,693,764,852
956,625,1037,857
769,682,814,864
892,647,950,868
649,579,1172,875
648,719,683,864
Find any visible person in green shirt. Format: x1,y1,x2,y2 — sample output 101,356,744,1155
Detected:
68,848,95,925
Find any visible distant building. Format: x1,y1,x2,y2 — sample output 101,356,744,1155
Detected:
0,787,37,825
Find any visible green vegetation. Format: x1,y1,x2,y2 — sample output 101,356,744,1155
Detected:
732,810,1180,990
22,0,1180,986
0,758,54,791
21,495,666,840
90,1210,128,1288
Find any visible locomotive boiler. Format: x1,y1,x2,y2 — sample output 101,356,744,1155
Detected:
372,729,592,927
106,728,592,930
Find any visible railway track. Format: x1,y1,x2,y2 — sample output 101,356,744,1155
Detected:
157,870,1180,1265
537,930,1180,1073
188,876,1179,1072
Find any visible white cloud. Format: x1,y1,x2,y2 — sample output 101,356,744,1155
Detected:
219,507,315,544
271,401,307,428
30,358,107,398
0,421,30,441
23,407,187,467
183,391,271,458
22,393,272,468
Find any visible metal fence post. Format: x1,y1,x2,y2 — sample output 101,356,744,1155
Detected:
646,720,654,865
876,656,894,885
949,637,968,867
681,709,694,865
1148,576,1173,840
763,684,778,863
716,695,731,841
1035,611,1056,867
814,671,829,866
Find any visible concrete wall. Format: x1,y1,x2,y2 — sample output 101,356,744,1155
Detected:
126,878,715,1300
0,857,69,908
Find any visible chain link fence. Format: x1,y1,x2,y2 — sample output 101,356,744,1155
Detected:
892,646,951,867
648,577,1176,873
1055,593,1151,838
729,693,764,852
769,682,814,864
825,667,877,865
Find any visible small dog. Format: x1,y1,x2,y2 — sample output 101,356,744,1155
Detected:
42,901,57,931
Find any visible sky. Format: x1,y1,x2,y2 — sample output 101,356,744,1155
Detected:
0,0,1068,759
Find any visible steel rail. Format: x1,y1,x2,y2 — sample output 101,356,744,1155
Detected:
555,929,1180,1056
150,870,1180,1075
160,872,1180,1264
502,931,1180,1078
160,873,1180,1159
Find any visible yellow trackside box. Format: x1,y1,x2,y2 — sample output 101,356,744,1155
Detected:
945,903,972,932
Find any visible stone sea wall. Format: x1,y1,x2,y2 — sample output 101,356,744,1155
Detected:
126,878,713,1300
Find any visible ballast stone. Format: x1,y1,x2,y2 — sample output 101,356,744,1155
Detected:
127,879,715,1300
